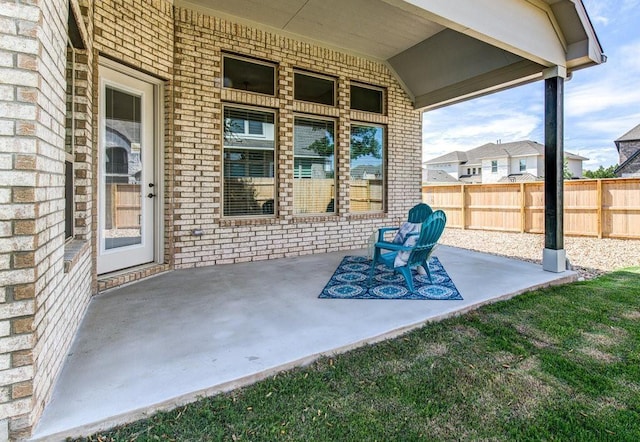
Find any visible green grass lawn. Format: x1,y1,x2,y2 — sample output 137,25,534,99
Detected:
79,268,640,441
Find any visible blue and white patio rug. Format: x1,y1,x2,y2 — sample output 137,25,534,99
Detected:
319,255,463,300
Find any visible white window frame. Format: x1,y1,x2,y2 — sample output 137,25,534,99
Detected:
519,159,527,172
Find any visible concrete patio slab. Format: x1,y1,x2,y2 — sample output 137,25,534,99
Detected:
31,246,576,441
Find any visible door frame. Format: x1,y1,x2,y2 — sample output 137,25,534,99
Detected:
97,57,164,274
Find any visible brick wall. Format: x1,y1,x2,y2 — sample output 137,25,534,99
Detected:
172,9,423,268
93,0,175,270
0,0,94,439
1,0,424,438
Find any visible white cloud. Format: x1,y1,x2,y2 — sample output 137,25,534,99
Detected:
421,1,639,170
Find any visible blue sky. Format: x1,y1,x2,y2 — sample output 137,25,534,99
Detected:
422,0,640,171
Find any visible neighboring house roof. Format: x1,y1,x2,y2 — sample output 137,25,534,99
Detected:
424,140,586,164
614,123,640,174
351,164,382,179
294,124,333,158
565,152,589,161
424,150,467,164
615,123,640,143
423,169,459,183
497,173,540,183
465,142,510,161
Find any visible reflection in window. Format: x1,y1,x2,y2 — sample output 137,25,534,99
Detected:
294,117,335,214
103,85,143,249
350,124,384,212
519,159,527,172
223,107,276,217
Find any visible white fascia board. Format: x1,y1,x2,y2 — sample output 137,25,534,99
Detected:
383,0,567,68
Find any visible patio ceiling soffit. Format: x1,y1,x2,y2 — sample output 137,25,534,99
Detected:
177,0,604,110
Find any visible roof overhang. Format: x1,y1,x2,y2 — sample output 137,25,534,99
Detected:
177,0,604,110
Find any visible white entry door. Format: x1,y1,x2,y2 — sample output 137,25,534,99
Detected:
97,63,159,274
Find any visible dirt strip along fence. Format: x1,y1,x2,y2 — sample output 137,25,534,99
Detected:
422,178,640,240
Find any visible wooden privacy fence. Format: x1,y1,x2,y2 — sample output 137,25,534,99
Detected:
422,178,640,240
106,183,141,230
350,179,383,212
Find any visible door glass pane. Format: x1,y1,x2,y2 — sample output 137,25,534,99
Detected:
104,86,142,250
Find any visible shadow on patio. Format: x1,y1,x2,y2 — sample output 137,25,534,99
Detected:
32,246,576,441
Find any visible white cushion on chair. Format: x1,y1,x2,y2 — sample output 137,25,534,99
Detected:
392,222,421,244
393,224,421,267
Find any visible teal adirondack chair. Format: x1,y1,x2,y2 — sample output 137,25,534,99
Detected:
374,203,432,244
369,210,447,293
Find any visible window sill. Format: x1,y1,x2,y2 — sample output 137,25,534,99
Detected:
64,239,89,273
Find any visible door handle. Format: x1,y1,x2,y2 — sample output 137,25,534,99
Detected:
147,183,156,198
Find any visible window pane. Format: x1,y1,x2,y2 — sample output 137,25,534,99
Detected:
223,56,275,95
350,124,384,212
65,160,74,239
65,43,75,240
294,72,335,106
294,117,335,214
223,107,276,217
350,84,383,114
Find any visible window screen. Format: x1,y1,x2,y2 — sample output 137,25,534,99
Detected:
223,55,275,96
294,117,335,214
294,72,335,106
350,124,384,212
223,107,276,217
350,84,384,114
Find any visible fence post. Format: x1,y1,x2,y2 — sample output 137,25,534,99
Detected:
520,182,526,233
460,184,466,229
597,179,603,239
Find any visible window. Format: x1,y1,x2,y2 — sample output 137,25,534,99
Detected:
350,124,384,212
467,168,471,175
519,159,527,172
294,117,335,214
472,168,476,175
294,71,335,106
223,106,276,217
65,40,79,240
350,83,384,114
491,160,498,173
223,54,276,96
